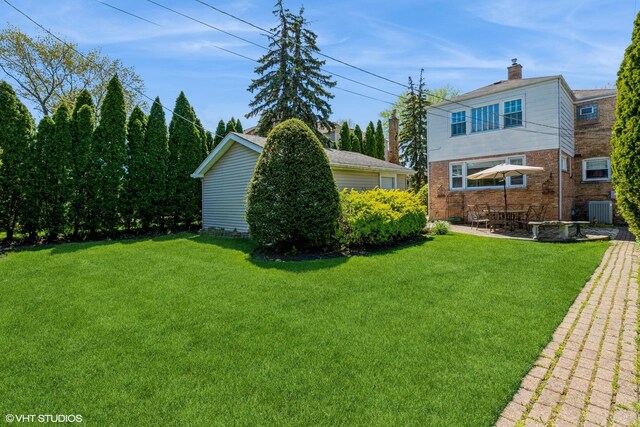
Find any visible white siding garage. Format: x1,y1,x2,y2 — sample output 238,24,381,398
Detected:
202,143,259,232
332,169,379,190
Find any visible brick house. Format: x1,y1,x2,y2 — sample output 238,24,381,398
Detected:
426,61,619,224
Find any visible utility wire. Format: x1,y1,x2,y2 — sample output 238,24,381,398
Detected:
193,0,573,133
96,1,162,27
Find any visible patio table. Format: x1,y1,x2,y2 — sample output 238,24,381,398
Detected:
487,209,527,230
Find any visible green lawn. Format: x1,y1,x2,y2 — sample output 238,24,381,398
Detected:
0,233,607,425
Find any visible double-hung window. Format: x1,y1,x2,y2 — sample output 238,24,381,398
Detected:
450,164,464,189
471,103,499,133
451,111,466,136
583,158,610,181
504,99,523,128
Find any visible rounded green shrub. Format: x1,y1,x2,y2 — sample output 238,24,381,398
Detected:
246,118,340,251
416,184,428,210
339,188,426,247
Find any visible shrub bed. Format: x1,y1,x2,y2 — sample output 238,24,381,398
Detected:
339,188,426,247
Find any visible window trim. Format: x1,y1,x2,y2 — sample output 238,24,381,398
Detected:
471,102,500,133
379,173,397,190
577,102,599,122
582,157,611,182
503,98,523,128
450,111,466,137
449,156,527,191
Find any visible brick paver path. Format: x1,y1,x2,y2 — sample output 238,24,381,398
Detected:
497,229,639,427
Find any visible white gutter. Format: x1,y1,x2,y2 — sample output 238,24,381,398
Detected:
557,80,563,220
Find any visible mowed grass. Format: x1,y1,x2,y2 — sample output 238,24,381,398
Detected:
0,233,607,426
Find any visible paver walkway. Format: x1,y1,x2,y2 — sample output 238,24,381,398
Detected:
497,229,639,427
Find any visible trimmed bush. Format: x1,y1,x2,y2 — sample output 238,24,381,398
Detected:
246,118,340,252
339,188,426,246
428,220,450,235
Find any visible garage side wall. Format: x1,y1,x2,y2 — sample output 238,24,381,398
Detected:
201,143,259,232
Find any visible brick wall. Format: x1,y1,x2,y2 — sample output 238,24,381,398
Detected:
428,149,560,222
573,96,622,224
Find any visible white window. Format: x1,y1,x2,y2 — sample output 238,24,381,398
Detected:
561,155,569,172
577,103,598,122
504,99,523,128
583,158,610,182
380,175,396,190
450,163,463,189
451,111,466,136
449,156,526,190
471,103,500,133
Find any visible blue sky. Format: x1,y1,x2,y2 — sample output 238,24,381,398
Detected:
1,0,636,131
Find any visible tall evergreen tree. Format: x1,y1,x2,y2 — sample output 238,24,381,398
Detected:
353,125,364,153
41,105,72,239
141,97,169,229
225,117,237,135
205,131,214,153
91,75,127,234
213,119,226,147
235,118,243,133
122,105,147,230
375,120,386,160
399,70,429,188
168,92,202,226
0,81,35,241
612,12,640,235
246,1,335,136
350,133,360,154
338,122,351,151
364,122,376,157
70,90,95,238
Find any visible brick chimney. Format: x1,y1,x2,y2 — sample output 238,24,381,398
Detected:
387,109,400,164
508,58,522,80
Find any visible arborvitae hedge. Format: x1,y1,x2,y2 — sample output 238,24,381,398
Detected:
338,122,351,151
375,120,385,160
246,118,340,251
214,119,226,147
364,121,376,157
142,97,169,229
70,90,95,238
45,105,72,239
612,12,640,235
353,124,363,153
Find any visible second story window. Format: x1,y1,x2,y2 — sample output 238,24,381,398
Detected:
504,99,523,128
577,103,598,122
451,111,466,136
471,103,499,133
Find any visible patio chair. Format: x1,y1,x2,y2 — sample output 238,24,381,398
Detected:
487,206,507,231
517,205,535,230
522,205,546,232
469,205,490,229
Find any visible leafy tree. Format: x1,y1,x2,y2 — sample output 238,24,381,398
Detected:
225,117,237,135
90,75,127,234
213,119,226,147
70,96,95,238
338,122,351,151
353,125,363,153
235,118,243,133
246,118,340,251
246,1,335,136
612,12,640,235
0,81,35,241
141,97,169,229
364,122,376,157
375,120,385,160
122,106,147,230
0,27,145,116
399,70,429,188
168,92,203,226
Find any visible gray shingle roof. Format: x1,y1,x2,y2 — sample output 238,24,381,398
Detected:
232,132,414,174
573,89,617,101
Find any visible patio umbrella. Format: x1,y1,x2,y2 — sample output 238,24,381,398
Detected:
467,163,545,222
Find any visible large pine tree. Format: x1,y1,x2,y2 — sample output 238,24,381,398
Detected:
612,12,640,235
399,70,429,188
246,1,335,136
70,90,95,238
141,97,169,229
375,120,385,160
168,92,203,226
0,81,35,241
91,75,127,234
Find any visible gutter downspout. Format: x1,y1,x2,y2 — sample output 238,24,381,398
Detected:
557,80,563,220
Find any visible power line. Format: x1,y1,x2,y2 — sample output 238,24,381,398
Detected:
96,1,162,27
193,0,573,134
